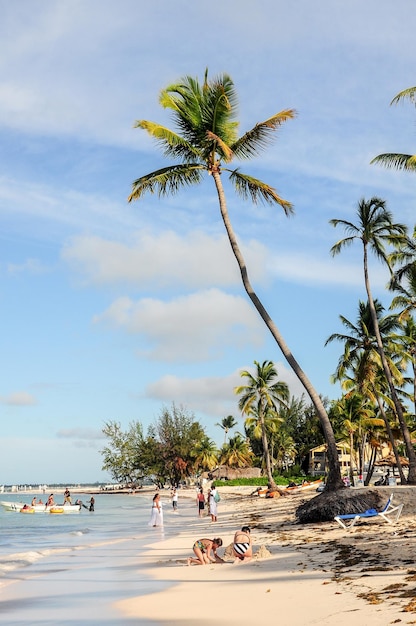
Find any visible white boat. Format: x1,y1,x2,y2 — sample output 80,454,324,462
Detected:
0,500,82,514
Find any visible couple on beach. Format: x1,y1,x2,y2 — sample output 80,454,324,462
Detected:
188,526,252,565
197,484,220,521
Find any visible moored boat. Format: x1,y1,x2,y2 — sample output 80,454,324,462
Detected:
0,500,82,514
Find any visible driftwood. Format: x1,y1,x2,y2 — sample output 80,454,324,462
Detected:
295,488,384,523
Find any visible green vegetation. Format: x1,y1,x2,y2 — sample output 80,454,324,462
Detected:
213,475,317,487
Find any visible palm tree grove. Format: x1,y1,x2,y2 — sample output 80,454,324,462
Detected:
101,73,416,522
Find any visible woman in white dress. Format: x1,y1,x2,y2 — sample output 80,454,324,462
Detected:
148,493,163,527
208,486,218,522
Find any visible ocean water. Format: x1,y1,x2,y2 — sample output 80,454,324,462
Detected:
0,491,173,624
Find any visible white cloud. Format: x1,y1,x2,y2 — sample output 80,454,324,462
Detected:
0,392,37,406
56,428,104,441
268,252,391,290
1,1,413,151
62,230,268,288
0,176,136,240
145,362,307,419
94,289,264,361
6,258,50,275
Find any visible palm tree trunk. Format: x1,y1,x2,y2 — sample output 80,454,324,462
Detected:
374,391,406,484
349,431,355,483
364,445,377,486
259,409,274,486
363,248,416,483
212,171,344,491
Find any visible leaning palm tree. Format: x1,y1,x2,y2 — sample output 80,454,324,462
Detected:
215,415,237,444
129,70,344,491
371,86,416,171
235,360,288,489
330,197,416,482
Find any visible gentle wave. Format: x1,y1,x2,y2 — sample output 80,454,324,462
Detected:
0,549,54,576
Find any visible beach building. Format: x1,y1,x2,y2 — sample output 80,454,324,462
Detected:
308,441,399,478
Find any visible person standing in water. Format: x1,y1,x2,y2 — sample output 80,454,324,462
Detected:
171,488,178,512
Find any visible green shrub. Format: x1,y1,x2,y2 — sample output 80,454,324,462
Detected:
213,474,316,487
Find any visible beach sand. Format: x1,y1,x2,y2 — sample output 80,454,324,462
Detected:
117,485,416,626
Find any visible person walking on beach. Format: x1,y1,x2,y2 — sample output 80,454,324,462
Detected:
148,493,163,527
187,538,223,565
196,488,205,517
232,526,253,562
171,488,178,512
208,484,219,522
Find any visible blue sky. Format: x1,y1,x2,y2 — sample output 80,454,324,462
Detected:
1,0,415,484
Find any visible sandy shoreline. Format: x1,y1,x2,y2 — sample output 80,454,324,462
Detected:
116,485,416,625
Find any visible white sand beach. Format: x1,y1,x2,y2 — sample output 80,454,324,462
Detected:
117,486,416,626
1,486,416,625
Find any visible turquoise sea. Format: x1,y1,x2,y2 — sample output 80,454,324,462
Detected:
0,491,175,624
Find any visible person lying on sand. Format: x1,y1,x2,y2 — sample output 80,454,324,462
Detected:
187,538,224,565
233,526,253,563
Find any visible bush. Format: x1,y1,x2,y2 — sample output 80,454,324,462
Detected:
213,474,316,487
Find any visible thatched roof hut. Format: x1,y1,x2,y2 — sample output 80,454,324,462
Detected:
203,466,262,481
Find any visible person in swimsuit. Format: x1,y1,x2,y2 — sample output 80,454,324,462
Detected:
233,526,253,562
46,494,55,507
187,537,223,565
196,488,205,517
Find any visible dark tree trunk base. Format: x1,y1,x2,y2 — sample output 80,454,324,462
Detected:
295,488,384,523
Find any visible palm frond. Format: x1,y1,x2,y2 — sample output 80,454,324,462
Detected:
135,120,201,161
370,153,416,171
228,169,293,214
231,109,296,160
206,130,233,162
391,86,416,106
128,164,204,201
159,73,239,154
329,236,356,256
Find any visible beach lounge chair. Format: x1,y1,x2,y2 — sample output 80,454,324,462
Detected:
334,493,403,530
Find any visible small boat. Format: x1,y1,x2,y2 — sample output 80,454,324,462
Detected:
0,500,82,514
